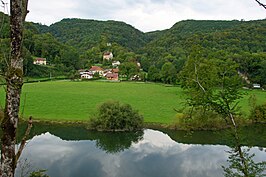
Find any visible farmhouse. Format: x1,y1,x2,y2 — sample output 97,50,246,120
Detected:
34,58,47,65
106,73,119,81
79,69,94,79
103,52,113,61
81,73,93,79
112,61,120,67
89,66,104,76
111,68,119,73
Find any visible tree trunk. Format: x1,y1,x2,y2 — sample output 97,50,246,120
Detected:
0,0,28,176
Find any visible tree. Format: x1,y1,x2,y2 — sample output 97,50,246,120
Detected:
119,62,139,80
179,48,266,176
0,0,30,176
60,47,80,69
147,65,161,82
90,100,143,131
180,47,242,126
160,62,177,84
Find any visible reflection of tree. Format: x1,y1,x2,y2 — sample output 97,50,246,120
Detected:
95,131,143,154
222,131,266,177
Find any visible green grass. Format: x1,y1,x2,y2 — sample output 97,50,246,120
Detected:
238,89,266,117
0,81,265,124
0,81,186,124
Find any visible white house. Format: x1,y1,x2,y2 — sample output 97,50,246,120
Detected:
253,84,261,89
103,52,113,61
81,73,93,79
112,61,121,67
79,69,94,79
34,58,47,65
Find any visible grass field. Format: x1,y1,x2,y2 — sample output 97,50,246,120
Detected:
0,81,265,124
0,81,186,124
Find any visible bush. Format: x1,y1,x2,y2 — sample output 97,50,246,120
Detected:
90,100,143,131
177,108,228,130
249,103,266,123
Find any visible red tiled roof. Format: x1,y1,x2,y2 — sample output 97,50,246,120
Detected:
112,68,119,73
106,73,118,78
103,52,112,55
35,58,46,61
90,66,104,71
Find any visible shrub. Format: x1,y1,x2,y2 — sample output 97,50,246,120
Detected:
176,108,228,130
249,103,266,123
90,100,143,131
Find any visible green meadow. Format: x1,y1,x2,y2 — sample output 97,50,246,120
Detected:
0,81,186,124
0,81,265,124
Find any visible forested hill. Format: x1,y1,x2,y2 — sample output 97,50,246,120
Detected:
142,19,266,56
140,19,266,68
1,12,266,85
140,19,266,86
34,18,149,52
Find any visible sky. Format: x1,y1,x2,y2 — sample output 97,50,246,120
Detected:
1,0,266,32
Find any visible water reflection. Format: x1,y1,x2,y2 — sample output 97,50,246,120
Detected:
222,129,266,177
95,131,143,153
14,125,266,177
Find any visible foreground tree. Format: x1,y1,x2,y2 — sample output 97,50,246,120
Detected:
180,48,266,176
0,0,29,176
180,48,242,126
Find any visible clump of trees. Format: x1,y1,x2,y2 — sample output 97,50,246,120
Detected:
89,100,143,131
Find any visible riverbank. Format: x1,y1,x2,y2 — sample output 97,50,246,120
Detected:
20,117,265,132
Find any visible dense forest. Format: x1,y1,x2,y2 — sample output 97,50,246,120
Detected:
141,19,266,85
0,11,265,86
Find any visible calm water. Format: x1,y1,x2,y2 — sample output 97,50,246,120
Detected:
14,124,266,177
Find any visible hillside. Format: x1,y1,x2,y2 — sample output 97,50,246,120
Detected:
35,18,149,52
1,13,266,85
140,19,266,84
141,19,266,60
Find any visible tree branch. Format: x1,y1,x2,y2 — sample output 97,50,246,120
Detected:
255,0,266,9
193,63,206,92
15,116,33,167
22,0,29,21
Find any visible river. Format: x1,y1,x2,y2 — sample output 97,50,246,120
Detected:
14,123,266,177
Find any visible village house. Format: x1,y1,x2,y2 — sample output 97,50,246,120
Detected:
81,73,93,79
106,73,119,81
79,69,94,79
111,68,119,73
89,66,104,76
103,69,112,77
112,61,120,67
103,52,113,61
33,58,47,65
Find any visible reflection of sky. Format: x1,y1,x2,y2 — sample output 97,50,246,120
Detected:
15,130,266,177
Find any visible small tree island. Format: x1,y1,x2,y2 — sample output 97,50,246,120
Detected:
89,100,144,131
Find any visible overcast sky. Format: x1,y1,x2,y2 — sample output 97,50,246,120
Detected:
1,0,266,32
